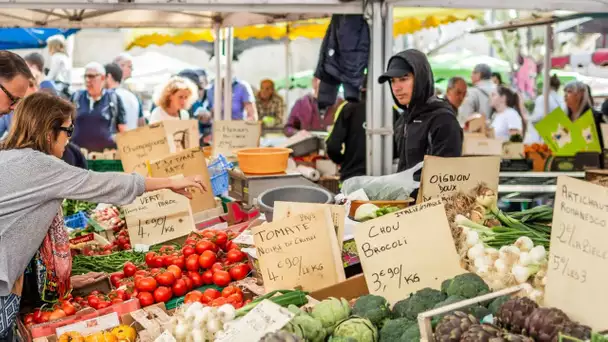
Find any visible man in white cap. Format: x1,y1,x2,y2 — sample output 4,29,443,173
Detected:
70,62,127,152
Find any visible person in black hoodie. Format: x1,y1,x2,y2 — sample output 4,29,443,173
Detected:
378,49,463,174
326,76,367,181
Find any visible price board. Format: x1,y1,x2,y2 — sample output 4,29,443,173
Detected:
418,155,500,203
116,124,172,175
215,300,294,342
354,199,464,304
545,176,608,330
252,208,345,292
212,120,261,157
123,189,195,247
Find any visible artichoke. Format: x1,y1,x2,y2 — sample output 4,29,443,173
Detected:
260,330,304,342
460,324,501,342
492,333,535,342
311,297,351,335
523,307,571,342
331,316,378,342
434,311,478,342
283,306,326,342
556,322,592,342
488,296,511,316
495,297,538,334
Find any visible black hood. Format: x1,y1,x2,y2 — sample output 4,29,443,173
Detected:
387,49,452,121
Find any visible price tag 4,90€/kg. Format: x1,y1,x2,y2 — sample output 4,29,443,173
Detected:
545,176,608,330
252,208,345,292
123,189,196,247
354,199,464,305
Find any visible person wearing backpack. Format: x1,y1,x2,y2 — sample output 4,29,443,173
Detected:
70,62,127,152
457,63,496,125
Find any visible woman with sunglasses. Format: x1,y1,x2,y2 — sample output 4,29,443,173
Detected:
0,92,207,340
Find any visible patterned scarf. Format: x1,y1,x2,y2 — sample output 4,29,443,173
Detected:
36,211,72,302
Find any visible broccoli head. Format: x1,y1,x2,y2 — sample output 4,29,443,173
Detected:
379,318,415,342
488,295,511,316
430,295,467,328
352,295,391,328
401,324,421,341
392,288,446,320
444,273,490,299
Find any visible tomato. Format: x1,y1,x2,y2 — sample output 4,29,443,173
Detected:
134,270,149,279
61,301,76,316
171,255,185,269
188,272,204,287
145,252,156,267
195,240,216,254
221,285,240,298
137,292,155,307
166,265,182,279
226,249,245,263
159,245,175,253
214,231,228,247
185,254,200,272
90,290,101,296
149,268,162,276
49,308,66,321
201,270,214,285
229,263,250,281
227,292,243,304
225,241,239,251
32,309,43,324
202,231,216,240
155,272,176,287
97,301,111,309
211,262,224,272
152,256,165,268
198,250,217,269
40,311,52,323
153,286,172,303
184,238,198,246
210,297,228,307
112,298,124,304
110,272,125,288
181,276,193,291
123,262,137,277
161,254,173,267
24,313,35,326
136,277,158,292
184,290,203,304
123,243,132,250
87,295,101,309
212,270,232,287
203,288,220,300
172,279,188,297
181,245,196,258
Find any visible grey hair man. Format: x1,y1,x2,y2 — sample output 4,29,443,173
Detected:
458,63,496,124
445,76,467,111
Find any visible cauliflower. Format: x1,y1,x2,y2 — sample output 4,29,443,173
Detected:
351,295,391,328
391,288,446,320
443,273,490,299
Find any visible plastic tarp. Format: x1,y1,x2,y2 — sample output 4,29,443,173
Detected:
124,8,482,50
0,28,79,49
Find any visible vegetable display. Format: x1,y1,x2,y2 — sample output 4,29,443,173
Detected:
71,250,146,275
62,199,97,217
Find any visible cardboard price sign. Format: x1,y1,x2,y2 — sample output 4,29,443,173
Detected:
162,120,199,153
354,199,464,305
462,135,503,156
545,176,608,330
252,208,345,292
273,202,346,248
213,120,261,157
215,300,294,342
123,189,195,246
149,148,215,214
116,124,172,175
418,155,500,202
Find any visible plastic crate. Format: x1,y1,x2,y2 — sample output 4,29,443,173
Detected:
87,159,124,172
64,211,89,229
208,155,233,196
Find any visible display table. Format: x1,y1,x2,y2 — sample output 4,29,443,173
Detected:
498,171,584,193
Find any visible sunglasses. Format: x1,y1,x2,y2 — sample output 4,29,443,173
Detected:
0,83,20,107
84,74,100,79
57,125,74,138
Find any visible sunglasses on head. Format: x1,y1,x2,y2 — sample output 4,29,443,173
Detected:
57,125,74,137
0,83,21,107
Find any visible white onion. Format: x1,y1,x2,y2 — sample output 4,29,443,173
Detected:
494,259,508,274
484,247,499,261
174,322,189,340
511,265,531,283
217,304,236,322
518,252,532,267
515,236,534,252
529,245,547,263
466,230,480,247
467,243,485,260
190,328,206,342
206,318,222,334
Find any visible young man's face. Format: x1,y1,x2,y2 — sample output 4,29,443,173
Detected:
390,73,415,106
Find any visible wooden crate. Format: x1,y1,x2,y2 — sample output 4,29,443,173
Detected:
417,284,527,342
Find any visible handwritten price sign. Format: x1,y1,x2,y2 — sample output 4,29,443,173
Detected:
354,199,464,304
123,189,195,247
212,121,261,157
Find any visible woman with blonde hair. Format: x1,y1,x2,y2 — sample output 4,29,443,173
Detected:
45,35,72,99
149,76,198,123
0,92,206,339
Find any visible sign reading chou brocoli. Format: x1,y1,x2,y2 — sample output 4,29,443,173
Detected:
252,208,345,292
354,199,464,305
545,176,608,330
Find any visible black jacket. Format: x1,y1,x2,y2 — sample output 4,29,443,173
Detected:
326,99,366,181
390,50,463,174
314,14,370,110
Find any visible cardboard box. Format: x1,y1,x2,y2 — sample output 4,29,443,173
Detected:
310,274,369,301
585,169,608,187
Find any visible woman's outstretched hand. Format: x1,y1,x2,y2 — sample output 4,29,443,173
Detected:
168,175,206,198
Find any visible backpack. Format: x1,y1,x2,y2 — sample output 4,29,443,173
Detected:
72,90,119,133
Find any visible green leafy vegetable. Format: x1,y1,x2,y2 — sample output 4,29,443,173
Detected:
352,295,391,328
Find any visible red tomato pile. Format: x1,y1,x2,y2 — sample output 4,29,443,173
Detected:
22,296,78,328
109,229,251,308
183,285,250,308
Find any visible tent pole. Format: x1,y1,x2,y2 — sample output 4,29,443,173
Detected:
543,24,552,119
284,29,291,124
224,27,234,121
213,23,222,122
370,0,384,176
382,1,394,175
